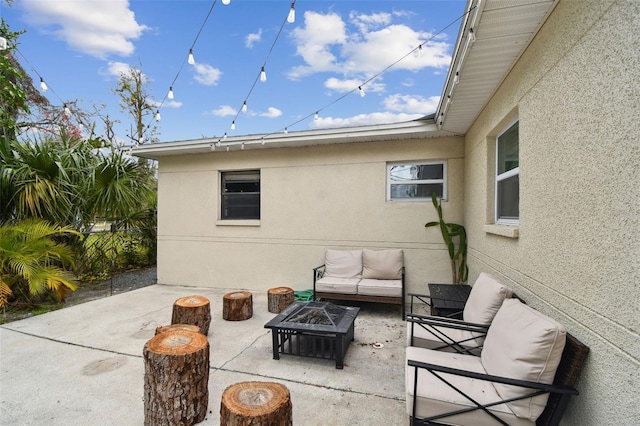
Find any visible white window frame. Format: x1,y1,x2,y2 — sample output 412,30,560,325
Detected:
387,160,447,202
495,120,519,225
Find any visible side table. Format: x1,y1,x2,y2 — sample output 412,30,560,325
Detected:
427,283,472,319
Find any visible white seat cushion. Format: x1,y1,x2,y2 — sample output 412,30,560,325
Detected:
406,322,483,353
315,277,359,295
362,249,403,280
463,272,513,324
481,298,566,422
357,278,402,297
324,249,362,278
406,346,533,426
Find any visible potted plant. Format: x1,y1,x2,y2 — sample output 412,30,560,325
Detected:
425,193,468,284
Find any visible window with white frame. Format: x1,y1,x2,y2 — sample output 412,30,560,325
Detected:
387,161,447,201
221,170,260,220
496,121,519,223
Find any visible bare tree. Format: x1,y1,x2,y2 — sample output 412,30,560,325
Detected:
112,64,158,146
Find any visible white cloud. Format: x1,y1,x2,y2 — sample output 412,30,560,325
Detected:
20,0,148,59
260,107,282,118
310,111,423,129
211,105,236,117
324,77,385,94
105,61,132,77
288,10,451,80
349,11,392,33
193,63,222,86
287,11,347,79
163,100,183,109
383,94,439,114
245,28,262,48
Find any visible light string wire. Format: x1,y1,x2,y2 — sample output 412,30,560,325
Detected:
236,2,477,148
13,47,86,130
139,0,221,144
215,0,296,144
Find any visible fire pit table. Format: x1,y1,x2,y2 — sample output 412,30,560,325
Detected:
264,301,360,369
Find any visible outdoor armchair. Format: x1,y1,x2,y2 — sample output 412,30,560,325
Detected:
406,298,589,426
407,273,513,352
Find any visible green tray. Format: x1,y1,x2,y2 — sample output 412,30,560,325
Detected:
294,289,314,302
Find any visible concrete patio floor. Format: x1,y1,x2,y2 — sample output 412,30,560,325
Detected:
0,284,409,425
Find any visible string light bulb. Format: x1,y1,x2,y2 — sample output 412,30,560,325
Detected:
223,132,228,139
222,0,230,4
39,77,48,92
314,111,319,121
260,66,267,83
188,49,195,65
453,71,460,85
261,137,266,145
287,2,296,23
241,142,245,150
358,86,365,97
210,144,215,151
155,110,161,122
284,127,288,134
168,87,174,99
63,104,71,117
231,121,236,130
0,36,6,50
242,101,247,112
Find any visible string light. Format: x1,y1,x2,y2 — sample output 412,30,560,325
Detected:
223,132,227,139
314,111,319,121
287,2,296,23
358,86,365,97
39,77,48,92
241,142,245,150
0,36,6,50
284,128,288,134
167,87,174,99
210,143,215,151
63,104,71,117
242,101,247,112
231,121,236,130
155,110,161,122
260,66,267,83
222,0,231,4
188,49,195,65
261,136,265,145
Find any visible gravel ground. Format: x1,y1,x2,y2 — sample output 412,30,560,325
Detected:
1,266,157,324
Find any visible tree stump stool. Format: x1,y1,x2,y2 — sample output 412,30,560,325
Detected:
223,291,253,321
143,330,210,426
171,295,211,335
155,323,201,336
220,381,292,426
267,287,295,313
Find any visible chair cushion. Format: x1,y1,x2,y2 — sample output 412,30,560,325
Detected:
406,322,484,354
481,298,566,422
406,346,534,426
357,279,402,297
324,249,362,278
463,272,513,324
315,277,359,295
362,249,403,280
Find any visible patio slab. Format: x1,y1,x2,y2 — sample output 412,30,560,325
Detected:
0,284,408,425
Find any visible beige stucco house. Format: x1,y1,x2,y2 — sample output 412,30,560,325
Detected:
132,0,639,424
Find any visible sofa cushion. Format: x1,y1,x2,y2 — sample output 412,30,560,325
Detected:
324,249,362,278
406,346,533,426
463,272,513,324
315,277,359,295
481,298,566,422
406,322,484,354
362,249,403,280
357,278,402,297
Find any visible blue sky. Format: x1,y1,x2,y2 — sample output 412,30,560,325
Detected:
2,0,467,144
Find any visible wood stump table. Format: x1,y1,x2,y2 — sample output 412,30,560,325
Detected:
267,287,295,313
143,330,210,426
223,291,253,321
220,381,292,426
171,295,211,335
155,323,201,336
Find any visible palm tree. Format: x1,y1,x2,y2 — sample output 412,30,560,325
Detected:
0,220,80,308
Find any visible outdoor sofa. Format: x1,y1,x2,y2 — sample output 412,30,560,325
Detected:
313,248,405,317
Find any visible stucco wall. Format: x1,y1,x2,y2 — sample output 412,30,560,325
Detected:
156,136,465,296
464,0,639,423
